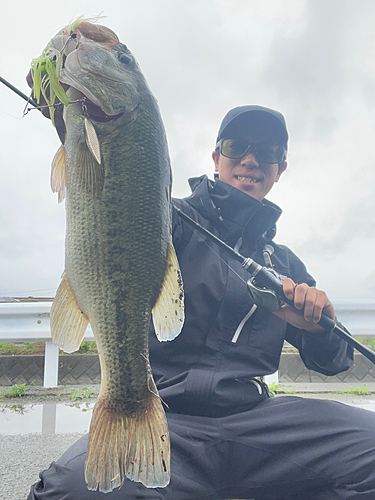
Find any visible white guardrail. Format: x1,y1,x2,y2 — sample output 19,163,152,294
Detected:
0,300,375,387
0,302,94,388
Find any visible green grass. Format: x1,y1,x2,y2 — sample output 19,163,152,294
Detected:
0,341,98,356
0,342,44,355
282,342,298,353
282,338,375,354
268,382,280,395
64,387,96,401
0,383,29,399
355,338,375,351
334,385,373,395
268,382,296,395
76,341,98,355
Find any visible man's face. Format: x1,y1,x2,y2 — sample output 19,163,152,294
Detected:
213,130,287,201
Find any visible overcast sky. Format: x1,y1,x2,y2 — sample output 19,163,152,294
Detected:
1,0,375,301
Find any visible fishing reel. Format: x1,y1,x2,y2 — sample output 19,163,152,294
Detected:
246,268,287,312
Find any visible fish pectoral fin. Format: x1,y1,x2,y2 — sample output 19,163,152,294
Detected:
50,271,89,353
85,385,170,492
77,140,104,197
152,241,184,341
51,144,66,203
84,117,101,164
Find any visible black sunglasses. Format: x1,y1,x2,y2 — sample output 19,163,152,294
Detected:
217,138,286,164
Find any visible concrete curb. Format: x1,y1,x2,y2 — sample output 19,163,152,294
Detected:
273,382,375,393
7,382,375,400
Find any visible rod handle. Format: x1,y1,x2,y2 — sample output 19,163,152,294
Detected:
255,267,375,364
254,267,337,331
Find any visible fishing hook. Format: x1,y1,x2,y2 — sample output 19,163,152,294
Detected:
60,32,78,54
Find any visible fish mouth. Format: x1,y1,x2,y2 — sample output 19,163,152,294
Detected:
57,30,139,119
59,49,127,121
72,89,124,123
26,54,124,124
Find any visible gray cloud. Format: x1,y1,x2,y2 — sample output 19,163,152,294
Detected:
1,0,375,301
259,0,375,141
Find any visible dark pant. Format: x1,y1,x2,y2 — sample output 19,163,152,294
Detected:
27,396,375,499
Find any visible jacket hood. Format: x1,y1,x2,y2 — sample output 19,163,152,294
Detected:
185,175,282,249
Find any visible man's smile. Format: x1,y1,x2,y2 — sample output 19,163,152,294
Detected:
234,174,261,184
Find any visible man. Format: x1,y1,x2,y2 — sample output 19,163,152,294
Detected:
28,106,375,499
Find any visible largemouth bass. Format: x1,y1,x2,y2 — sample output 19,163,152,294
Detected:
27,19,184,493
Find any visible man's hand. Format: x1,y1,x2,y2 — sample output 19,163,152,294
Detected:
273,278,335,333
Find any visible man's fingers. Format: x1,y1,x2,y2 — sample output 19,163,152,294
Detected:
295,285,326,323
282,281,327,322
302,292,316,322
278,280,335,332
282,278,296,300
293,283,308,311
312,292,330,323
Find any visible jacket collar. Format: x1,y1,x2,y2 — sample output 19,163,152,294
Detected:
185,175,282,249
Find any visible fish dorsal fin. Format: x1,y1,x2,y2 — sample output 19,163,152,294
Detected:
50,271,89,353
152,241,184,341
77,140,104,197
84,117,101,164
51,144,66,203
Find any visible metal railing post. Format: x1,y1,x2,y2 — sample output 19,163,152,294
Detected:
264,372,279,385
43,340,59,387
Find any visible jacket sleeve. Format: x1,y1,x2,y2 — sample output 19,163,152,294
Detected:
284,248,354,376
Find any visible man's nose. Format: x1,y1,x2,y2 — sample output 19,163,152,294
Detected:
241,151,259,168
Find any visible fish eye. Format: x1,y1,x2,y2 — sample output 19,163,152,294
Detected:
119,53,132,65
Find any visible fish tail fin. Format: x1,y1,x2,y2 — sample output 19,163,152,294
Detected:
85,388,170,492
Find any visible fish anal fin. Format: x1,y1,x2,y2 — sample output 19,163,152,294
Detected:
51,144,66,203
85,387,170,492
51,271,89,353
152,242,184,341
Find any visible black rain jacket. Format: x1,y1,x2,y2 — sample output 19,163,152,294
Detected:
149,175,353,417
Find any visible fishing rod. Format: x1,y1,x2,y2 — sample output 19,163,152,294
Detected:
4,74,374,364
175,206,375,365
0,76,38,108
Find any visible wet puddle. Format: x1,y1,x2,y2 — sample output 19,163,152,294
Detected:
1,396,375,435
0,402,94,435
